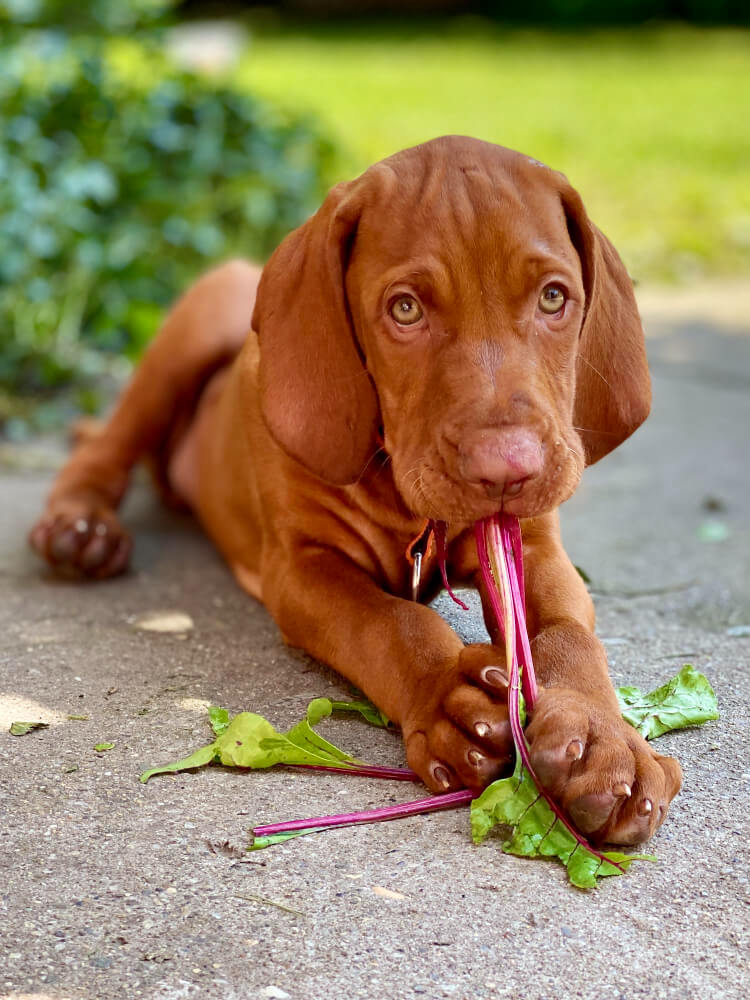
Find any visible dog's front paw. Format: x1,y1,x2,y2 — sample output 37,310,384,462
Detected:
525,688,682,845
29,499,131,579
404,644,515,794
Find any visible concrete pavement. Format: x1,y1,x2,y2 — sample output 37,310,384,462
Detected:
1,285,748,1000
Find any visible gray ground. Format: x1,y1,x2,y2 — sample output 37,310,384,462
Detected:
1,286,749,1000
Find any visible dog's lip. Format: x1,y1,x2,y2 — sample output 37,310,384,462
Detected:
408,481,554,525
395,454,563,523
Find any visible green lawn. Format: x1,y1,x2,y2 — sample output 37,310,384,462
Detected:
235,21,750,283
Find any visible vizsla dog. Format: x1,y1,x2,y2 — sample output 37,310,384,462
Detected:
30,136,681,845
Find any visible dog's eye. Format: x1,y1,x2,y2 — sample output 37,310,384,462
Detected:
390,295,423,326
538,284,566,315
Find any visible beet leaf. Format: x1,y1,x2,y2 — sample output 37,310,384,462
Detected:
139,697,415,784
470,754,656,888
616,664,719,739
469,514,657,889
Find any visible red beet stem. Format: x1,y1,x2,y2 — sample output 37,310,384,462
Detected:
432,520,470,611
501,516,539,707
483,514,626,875
286,763,419,781
252,789,476,836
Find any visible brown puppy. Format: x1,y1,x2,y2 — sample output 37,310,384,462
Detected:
30,136,681,845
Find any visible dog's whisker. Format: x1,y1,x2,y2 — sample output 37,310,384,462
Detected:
577,356,612,389
356,445,388,484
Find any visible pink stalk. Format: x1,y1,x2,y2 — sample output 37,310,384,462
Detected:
252,788,475,837
500,516,538,707
251,513,625,873
432,520,469,611
286,763,419,781
480,514,626,875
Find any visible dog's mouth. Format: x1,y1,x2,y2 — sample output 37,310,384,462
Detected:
393,439,584,527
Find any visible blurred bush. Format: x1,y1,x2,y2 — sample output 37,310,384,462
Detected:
0,1,334,430
0,0,177,33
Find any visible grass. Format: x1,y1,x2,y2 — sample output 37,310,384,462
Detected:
234,20,750,283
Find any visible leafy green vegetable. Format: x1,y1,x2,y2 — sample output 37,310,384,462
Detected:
471,756,655,889
329,700,391,728
9,720,49,735
248,828,327,851
207,706,230,737
471,517,713,889
616,664,719,740
139,697,401,784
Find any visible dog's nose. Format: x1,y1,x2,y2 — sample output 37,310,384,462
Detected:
458,427,544,499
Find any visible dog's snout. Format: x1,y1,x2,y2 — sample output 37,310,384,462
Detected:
458,427,544,497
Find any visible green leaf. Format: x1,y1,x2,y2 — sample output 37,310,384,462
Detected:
472,666,714,887
139,742,218,783
471,756,656,889
247,827,326,851
330,699,391,728
139,699,377,783
283,699,357,765
207,705,230,736
616,664,719,740
94,741,115,752
9,720,49,735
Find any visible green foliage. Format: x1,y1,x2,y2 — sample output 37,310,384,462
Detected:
0,0,176,33
471,755,655,889
472,666,717,888
0,28,333,417
139,697,382,783
617,664,719,740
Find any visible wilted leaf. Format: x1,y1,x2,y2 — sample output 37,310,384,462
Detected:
9,720,49,735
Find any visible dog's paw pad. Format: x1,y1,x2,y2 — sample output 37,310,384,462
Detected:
30,505,132,579
526,688,682,845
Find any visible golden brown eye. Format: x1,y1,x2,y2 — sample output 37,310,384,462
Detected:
390,294,423,326
539,284,566,315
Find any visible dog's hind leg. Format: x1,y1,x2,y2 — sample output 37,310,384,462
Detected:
29,259,261,579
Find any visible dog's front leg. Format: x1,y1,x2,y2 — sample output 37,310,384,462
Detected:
261,544,514,793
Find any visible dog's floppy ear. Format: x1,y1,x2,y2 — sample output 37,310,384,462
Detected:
563,187,651,466
252,180,379,485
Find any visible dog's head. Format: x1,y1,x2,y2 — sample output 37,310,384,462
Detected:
253,136,650,525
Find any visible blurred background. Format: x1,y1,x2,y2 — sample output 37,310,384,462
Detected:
1,0,748,437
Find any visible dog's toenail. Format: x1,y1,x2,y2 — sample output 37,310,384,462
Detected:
475,722,491,739
74,519,89,534
613,782,632,798
467,749,484,766
95,523,108,536
432,765,451,789
639,798,653,815
566,739,584,761
482,667,508,689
